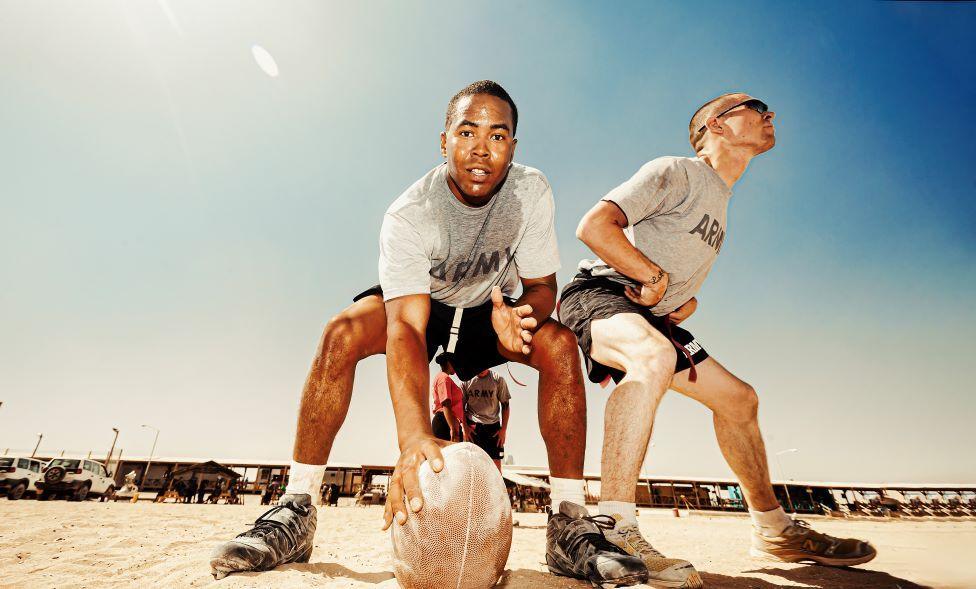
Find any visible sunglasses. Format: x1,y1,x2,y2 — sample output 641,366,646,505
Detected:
699,99,769,131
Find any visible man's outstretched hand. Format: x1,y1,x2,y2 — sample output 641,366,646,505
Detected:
668,297,697,325
490,286,537,356
382,435,450,530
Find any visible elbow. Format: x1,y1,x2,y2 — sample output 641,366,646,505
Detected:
575,217,592,244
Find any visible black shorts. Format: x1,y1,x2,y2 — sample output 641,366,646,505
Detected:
431,411,456,442
469,421,504,460
353,285,510,381
558,273,709,385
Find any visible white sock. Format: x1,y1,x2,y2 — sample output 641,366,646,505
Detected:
548,477,586,513
749,506,792,537
599,501,638,527
284,461,326,500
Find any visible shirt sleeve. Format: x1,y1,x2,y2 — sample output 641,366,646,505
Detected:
513,178,561,279
497,376,511,404
431,374,446,408
602,158,689,226
378,212,431,301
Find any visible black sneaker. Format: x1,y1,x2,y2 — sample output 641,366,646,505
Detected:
546,501,649,588
210,494,317,579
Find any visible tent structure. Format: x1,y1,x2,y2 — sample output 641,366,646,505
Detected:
503,471,550,489
169,460,241,479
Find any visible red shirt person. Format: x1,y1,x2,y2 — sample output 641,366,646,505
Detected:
430,353,464,441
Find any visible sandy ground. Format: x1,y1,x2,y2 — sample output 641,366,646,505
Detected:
2,498,974,589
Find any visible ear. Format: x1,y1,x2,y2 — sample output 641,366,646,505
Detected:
705,117,724,136
440,131,448,158
511,137,518,152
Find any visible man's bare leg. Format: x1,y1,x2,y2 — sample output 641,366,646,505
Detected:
293,294,388,464
210,294,387,579
502,320,651,587
500,319,586,480
669,357,778,511
670,357,877,566
586,313,702,588
588,313,675,503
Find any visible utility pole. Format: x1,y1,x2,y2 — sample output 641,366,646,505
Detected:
140,425,160,488
105,428,120,473
31,433,43,458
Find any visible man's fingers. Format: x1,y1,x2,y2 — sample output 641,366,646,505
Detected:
519,316,538,331
401,461,423,514
424,441,446,473
514,303,533,317
491,286,504,307
624,287,640,304
521,330,533,344
385,476,406,528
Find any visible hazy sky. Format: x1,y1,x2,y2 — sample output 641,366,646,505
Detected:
2,1,974,484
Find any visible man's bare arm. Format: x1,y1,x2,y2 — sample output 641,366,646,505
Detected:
516,273,558,325
442,403,459,439
382,294,447,530
577,201,669,306
386,294,433,447
498,401,510,446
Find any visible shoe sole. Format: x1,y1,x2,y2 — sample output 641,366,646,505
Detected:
547,562,648,588
589,573,651,588
210,545,313,580
749,546,877,567
645,570,704,588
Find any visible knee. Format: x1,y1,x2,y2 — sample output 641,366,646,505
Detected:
316,314,363,370
625,339,677,380
721,383,759,423
532,323,580,373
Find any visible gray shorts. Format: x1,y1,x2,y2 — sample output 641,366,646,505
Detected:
558,274,709,385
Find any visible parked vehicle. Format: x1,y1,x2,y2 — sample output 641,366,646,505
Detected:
0,456,44,500
36,458,115,501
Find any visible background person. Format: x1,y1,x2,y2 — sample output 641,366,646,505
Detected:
431,353,464,442
461,368,510,471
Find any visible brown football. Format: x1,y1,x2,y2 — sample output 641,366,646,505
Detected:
391,442,513,589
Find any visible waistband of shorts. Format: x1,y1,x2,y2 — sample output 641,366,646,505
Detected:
563,271,632,297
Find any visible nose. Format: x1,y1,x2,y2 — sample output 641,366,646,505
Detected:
472,135,489,157
764,110,776,122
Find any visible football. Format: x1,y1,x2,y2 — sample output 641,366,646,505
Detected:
391,442,513,589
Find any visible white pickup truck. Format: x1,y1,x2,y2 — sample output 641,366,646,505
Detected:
36,458,116,501
0,456,44,500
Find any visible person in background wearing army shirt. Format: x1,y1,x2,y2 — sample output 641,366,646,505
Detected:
461,368,511,471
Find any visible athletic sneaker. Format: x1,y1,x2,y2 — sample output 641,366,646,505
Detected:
750,519,877,567
209,494,317,579
546,501,649,588
604,517,703,588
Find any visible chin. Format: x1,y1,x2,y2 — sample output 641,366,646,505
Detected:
468,181,501,197
755,136,776,155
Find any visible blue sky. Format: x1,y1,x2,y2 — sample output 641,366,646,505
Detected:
1,1,973,483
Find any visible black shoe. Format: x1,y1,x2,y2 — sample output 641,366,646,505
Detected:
546,501,649,588
209,494,317,579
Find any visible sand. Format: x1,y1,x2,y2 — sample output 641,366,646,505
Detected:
2,498,974,589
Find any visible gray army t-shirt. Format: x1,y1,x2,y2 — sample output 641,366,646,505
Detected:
462,371,511,425
579,156,732,316
379,163,560,308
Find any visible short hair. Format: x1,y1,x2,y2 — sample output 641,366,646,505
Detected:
689,91,755,152
445,80,518,136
